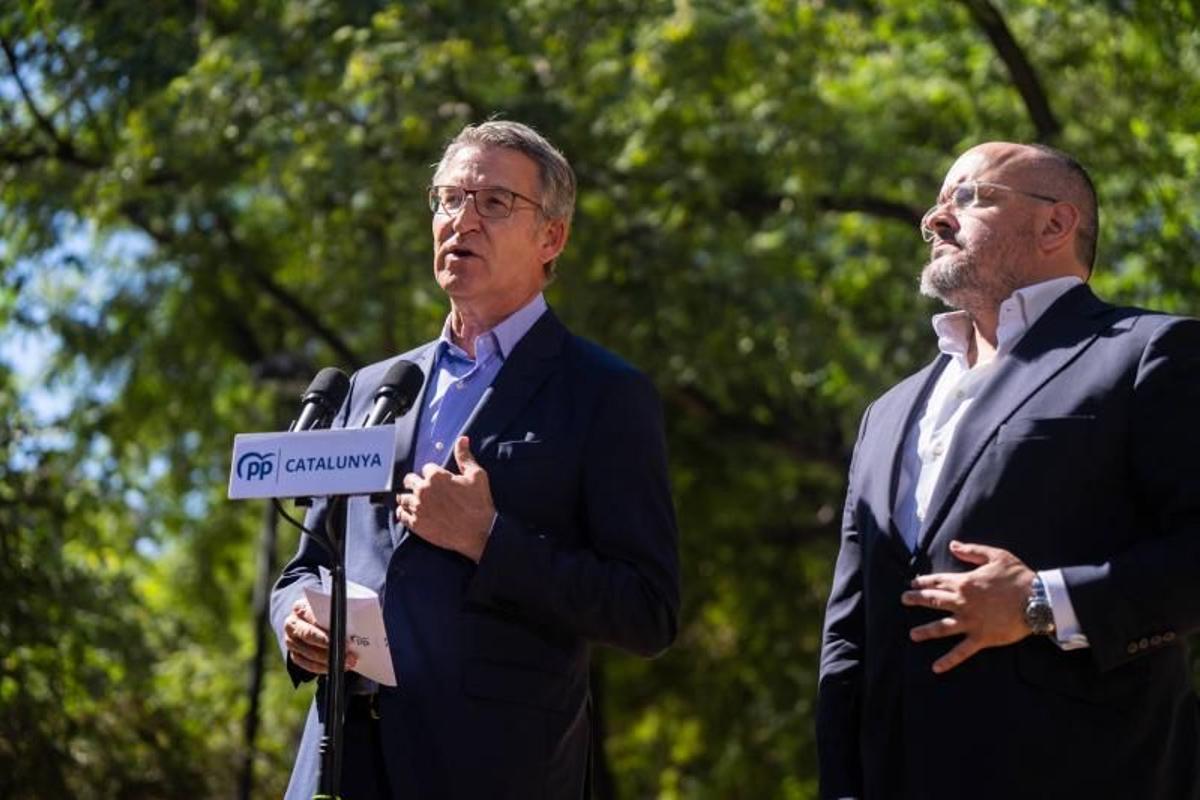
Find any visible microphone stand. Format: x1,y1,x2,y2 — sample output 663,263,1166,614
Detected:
315,494,349,800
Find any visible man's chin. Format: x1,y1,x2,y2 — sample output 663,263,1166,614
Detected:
919,260,966,307
436,272,474,297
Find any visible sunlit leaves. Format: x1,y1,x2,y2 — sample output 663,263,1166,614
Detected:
2,0,1198,797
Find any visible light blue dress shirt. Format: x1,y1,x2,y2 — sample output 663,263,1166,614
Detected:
411,292,548,473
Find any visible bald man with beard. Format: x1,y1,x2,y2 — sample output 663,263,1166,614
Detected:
817,142,1200,799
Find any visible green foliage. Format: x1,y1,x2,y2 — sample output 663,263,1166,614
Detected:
1,0,1198,797
0,368,218,798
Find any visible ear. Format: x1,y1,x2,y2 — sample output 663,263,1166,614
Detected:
537,217,569,265
1036,201,1080,258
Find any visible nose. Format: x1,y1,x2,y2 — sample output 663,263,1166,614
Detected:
921,203,960,243
448,194,483,233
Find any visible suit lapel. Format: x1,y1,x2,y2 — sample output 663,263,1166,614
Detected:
392,311,564,550
394,343,439,475
457,309,566,465
916,285,1113,553
878,356,949,559
388,343,438,548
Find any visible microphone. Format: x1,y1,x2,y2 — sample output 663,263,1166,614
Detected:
362,360,425,427
291,367,351,432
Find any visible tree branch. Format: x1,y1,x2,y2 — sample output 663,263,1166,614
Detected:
816,195,924,226
960,0,1061,142
0,142,102,170
117,198,363,372
0,37,95,165
119,201,269,369
0,38,103,169
213,213,364,371
667,384,847,470
45,35,113,152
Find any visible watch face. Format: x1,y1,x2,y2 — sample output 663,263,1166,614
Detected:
1026,602,1055,635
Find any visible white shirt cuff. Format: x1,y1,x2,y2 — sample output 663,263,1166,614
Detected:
1039,568,1089,650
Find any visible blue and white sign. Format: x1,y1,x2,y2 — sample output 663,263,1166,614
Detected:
227,426,398,499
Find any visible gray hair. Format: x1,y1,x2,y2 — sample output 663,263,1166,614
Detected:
434,121,576,277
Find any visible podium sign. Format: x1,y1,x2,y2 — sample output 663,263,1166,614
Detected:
227,426,397,499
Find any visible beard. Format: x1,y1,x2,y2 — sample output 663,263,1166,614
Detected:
920,233,1027,312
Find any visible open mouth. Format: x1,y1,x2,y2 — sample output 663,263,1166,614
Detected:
445,244,478,260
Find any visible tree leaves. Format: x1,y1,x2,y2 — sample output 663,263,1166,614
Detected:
2,1,1198,796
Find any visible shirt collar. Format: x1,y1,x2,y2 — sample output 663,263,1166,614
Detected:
931,276,1083,361
437,292,548,362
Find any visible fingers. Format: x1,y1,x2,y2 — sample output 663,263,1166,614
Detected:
396,492,418,527
400,463,446,496
454,436,478,471
932,639,981,674
948,539,1003,565
909,615,963,642
908,614,984,674
289,600,326,642
398,467,439,523
285,601,330,673
294,598,317,623
398,470,427,524
910,573,954,591
901,588,960,611
912,541,1011,586
291,647,360,674
284,600,360,674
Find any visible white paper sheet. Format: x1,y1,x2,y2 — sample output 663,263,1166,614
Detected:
303,569,397,686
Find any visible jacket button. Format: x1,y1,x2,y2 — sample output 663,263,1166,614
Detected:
1138,638,1150,650
1163,631,1176,642
1126,642,1139,655
1150,635,1163,646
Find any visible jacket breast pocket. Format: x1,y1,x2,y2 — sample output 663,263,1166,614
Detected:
488,438,579,528
996,414,1095,443
495,438,554,460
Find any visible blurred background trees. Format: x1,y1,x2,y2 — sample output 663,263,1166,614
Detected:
1,1,1197,797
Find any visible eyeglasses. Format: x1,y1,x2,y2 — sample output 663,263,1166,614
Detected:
428,185,543,219
920,181,1058,242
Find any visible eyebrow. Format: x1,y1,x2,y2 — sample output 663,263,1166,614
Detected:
936,182,963,203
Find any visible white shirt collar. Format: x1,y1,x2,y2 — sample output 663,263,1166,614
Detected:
931,276,1083,364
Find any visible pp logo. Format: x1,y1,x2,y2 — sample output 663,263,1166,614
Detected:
237,451,278,481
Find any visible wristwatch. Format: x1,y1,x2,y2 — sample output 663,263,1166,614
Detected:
1024,575,1057,636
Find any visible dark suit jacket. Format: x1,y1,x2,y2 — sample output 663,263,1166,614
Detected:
818,285,1200,799
270,309,680,800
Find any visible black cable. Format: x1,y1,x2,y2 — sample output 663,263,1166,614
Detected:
272,498,335,558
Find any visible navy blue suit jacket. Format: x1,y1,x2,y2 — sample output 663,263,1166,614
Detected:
818,285,1200,799
271,308,680,799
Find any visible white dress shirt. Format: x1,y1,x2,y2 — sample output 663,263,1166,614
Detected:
895,276,1089,649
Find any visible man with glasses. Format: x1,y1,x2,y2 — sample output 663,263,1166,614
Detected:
272,120,680,799
819,142,1200,799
